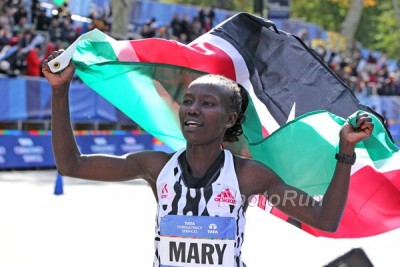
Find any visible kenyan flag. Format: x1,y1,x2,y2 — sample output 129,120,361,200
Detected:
48,13,400,238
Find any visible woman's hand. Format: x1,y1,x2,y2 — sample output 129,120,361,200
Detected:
41,50,75,90
339,113,374,153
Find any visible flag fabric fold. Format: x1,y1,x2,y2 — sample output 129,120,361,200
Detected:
49,12,400,238
253,110,400,238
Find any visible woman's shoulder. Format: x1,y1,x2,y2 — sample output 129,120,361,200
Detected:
127,150,175,186
136,150,175,165
232,153,277,195
232,153,260,168
127,150,174,173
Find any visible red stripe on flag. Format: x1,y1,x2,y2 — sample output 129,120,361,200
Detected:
128,38,236,80
270,207,290,222
117,41,140,61
258,194,267,210
302,166,400,238
261,126,269,138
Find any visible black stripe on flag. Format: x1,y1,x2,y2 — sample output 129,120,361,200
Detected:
209,13,387,132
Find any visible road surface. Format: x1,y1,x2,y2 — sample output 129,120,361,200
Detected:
0,170,398,266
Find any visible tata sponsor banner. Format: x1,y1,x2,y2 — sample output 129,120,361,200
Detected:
75,132,152,155
0,77,134,124
0,132,53,169
0,130,153,169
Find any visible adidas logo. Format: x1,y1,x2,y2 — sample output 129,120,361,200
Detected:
214,188,236,204
161,183,168,199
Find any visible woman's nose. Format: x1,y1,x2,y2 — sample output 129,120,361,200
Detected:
187,102,200,115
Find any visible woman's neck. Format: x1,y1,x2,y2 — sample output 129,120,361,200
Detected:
185,145,223,178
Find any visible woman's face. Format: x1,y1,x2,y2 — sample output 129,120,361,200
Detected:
179,82,235,146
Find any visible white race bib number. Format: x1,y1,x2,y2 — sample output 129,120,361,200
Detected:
159,215,235,267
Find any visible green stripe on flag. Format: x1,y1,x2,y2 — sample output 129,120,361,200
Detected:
249,111,339,195
72,40,208,151
74,41,118,66
75,63,186,150
242,96,265,143
245,110,399,196
53,0,65,6
356,115,399,161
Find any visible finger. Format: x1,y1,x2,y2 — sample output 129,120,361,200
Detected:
50,49,64,58
356,113,370,120
360,122,374,135
357,113,369,119
360,121,373,130
362,120,374,128
50,51,59,58
41,58,51,71
356,116,372,127
358,118,373,128
54,49,65,55
46,54,54,62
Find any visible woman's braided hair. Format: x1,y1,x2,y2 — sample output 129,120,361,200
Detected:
190,74,249,143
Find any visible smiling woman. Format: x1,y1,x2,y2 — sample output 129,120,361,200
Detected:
184,75,248,143
179,74,246,147
41,50,374,267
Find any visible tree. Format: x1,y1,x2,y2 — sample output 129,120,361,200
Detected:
356,0,400,59
291,0,400,60
394,0,400,25
160,0,400,59
161,0,251,11
340,0,364,51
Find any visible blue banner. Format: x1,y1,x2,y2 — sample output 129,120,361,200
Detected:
0,131,153,169
130,0,234,27
0,77,132,123
0,132,53,168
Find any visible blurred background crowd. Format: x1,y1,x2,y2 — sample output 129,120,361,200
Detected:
0,0,399,97
2,0,398,166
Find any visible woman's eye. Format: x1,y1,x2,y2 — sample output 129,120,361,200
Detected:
182,99,191,105
203,101,214,106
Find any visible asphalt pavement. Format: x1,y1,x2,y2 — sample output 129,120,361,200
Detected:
0,169,398,266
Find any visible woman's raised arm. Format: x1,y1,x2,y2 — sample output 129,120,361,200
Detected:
42,50,170,185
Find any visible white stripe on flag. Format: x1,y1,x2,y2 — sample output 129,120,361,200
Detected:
190,34,281,134
302,112,400,175
352,150,400,175
48,29,113,73
112,41,140,62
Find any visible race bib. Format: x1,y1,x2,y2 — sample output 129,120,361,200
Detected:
159,215,236,267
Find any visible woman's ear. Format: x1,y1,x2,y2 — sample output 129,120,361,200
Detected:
226,112,238,128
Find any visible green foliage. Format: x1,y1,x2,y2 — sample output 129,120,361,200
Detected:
356,0,400,59
291,0,400,59
160,0,252,11
291,0,347,32
160,0,400,59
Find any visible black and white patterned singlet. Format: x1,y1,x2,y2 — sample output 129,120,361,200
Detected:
153,149,247,267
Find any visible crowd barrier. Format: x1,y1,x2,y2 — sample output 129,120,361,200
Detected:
0,75,170,170
0,76,134,125
0,130,154,170
358,95,400,145
0,76,399,170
